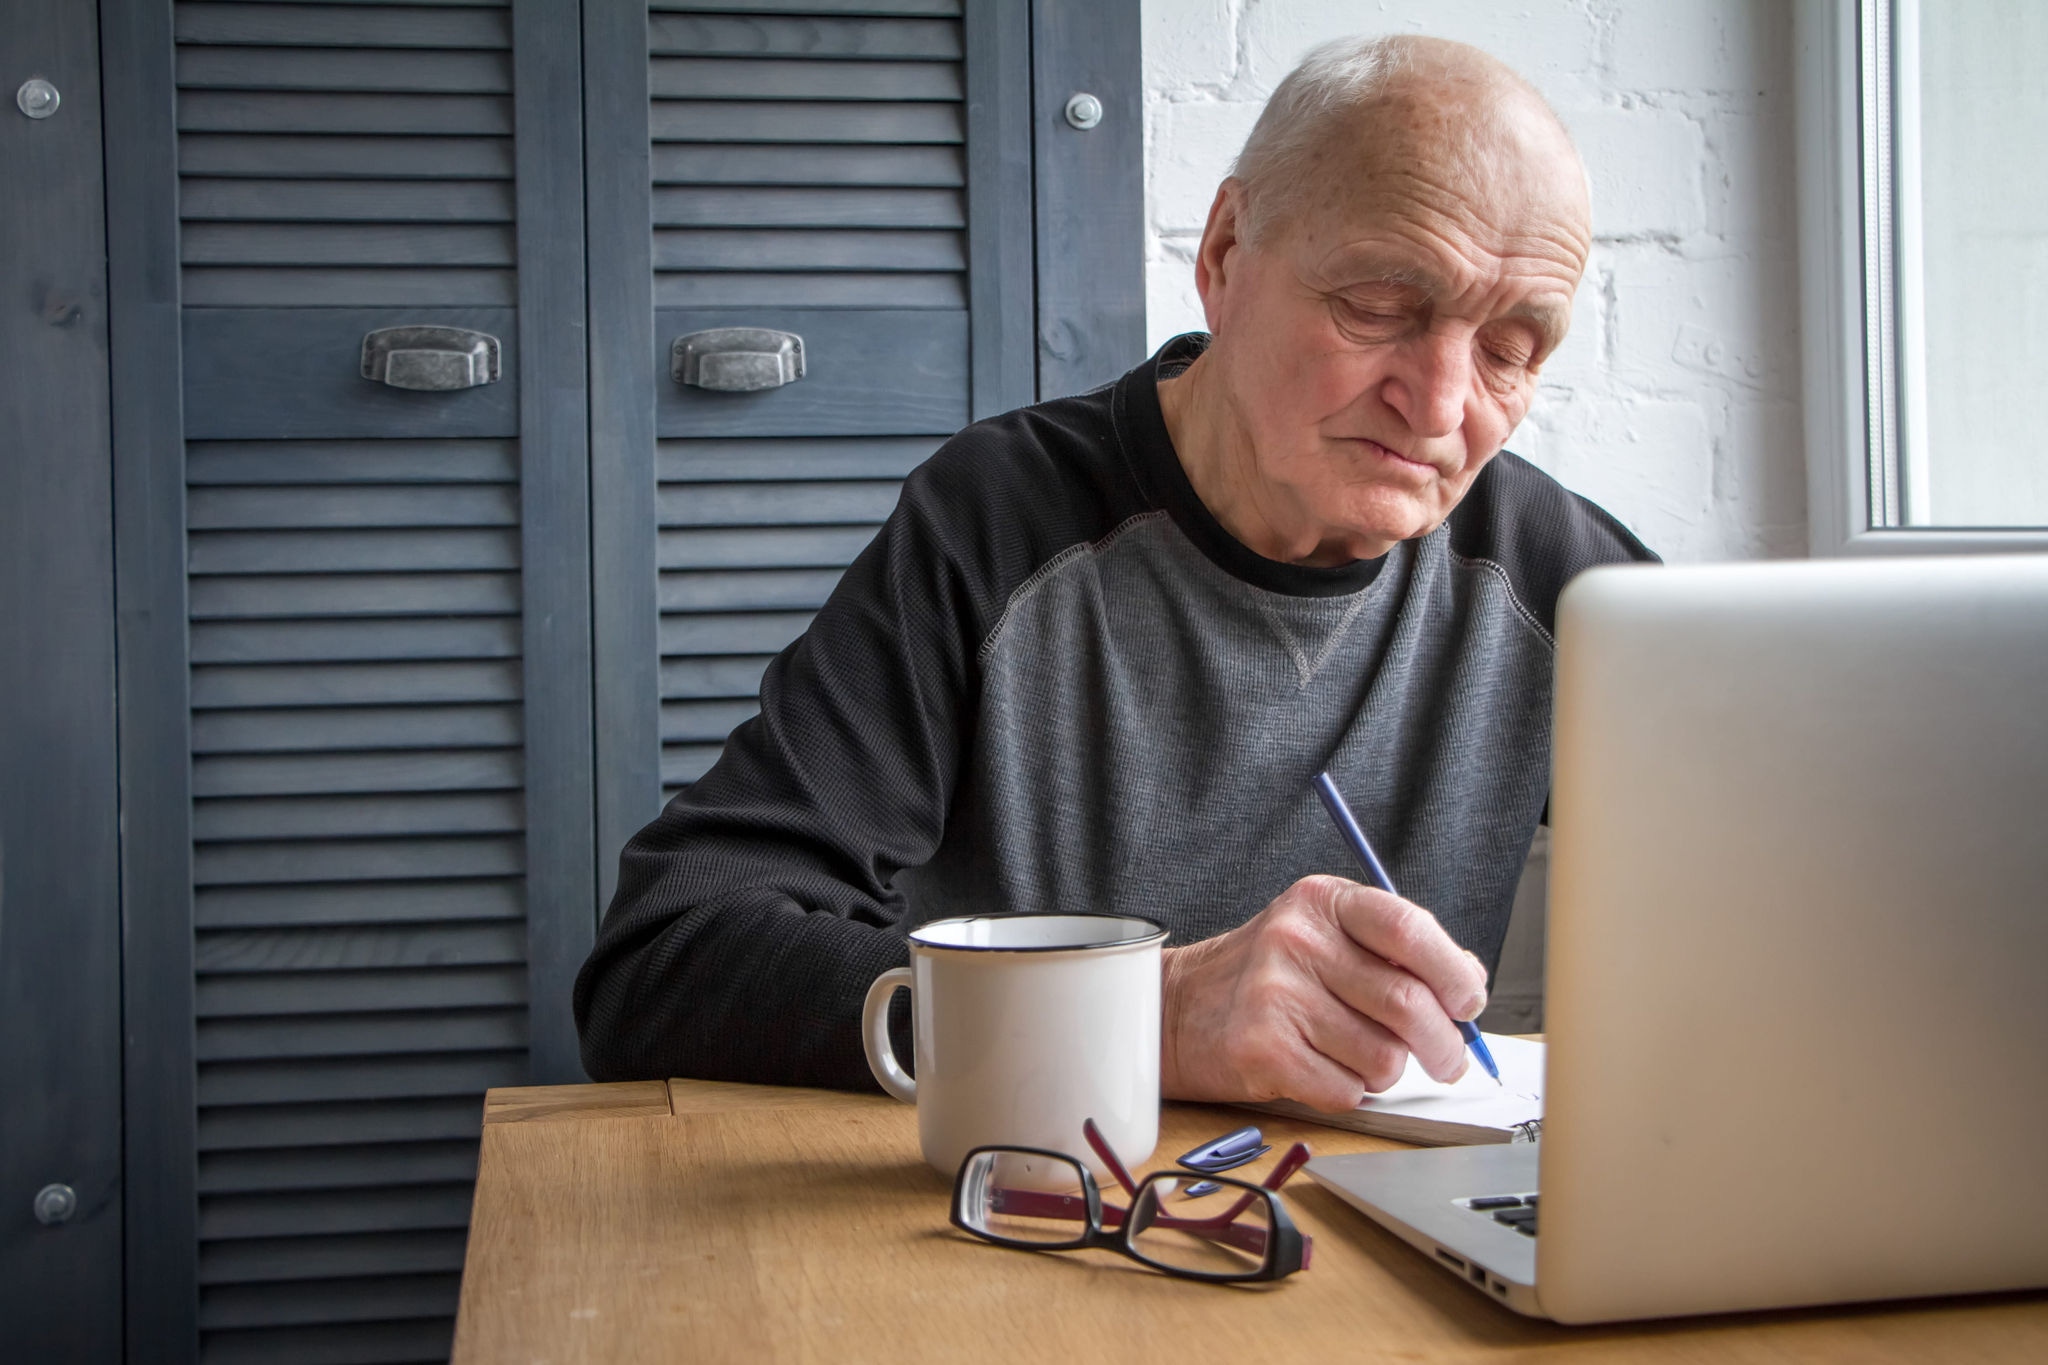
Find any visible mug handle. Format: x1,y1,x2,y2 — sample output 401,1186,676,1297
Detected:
861,966,917,1103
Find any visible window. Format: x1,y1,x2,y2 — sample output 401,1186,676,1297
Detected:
1797,0,2048,552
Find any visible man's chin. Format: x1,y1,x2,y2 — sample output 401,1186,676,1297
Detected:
1328,498,1442,553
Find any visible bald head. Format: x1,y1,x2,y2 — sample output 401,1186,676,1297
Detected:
1232,35,1589,255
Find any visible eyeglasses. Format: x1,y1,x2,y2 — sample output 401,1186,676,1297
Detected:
949,1118,1314,1282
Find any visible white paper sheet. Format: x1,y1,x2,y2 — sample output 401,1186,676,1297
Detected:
1349,1033,1545,1134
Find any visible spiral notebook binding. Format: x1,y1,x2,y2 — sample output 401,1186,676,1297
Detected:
1509,1118,1544,1144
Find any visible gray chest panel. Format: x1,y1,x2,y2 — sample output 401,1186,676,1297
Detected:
917,516,1556,965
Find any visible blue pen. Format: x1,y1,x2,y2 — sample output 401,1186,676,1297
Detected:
1311,771,1502,1085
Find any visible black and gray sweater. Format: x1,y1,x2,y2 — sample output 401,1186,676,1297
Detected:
574,334,1657,1089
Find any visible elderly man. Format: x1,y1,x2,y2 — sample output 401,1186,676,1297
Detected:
575,35,1653,1110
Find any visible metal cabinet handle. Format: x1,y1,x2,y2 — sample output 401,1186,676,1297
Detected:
361,326,501,391
672,328,805,392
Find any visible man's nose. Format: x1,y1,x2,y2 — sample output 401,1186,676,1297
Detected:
1383,333,1468,438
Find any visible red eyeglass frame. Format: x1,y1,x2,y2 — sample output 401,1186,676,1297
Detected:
966,1118,1315,1266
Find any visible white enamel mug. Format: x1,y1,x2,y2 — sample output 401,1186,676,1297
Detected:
862,914,1167,1179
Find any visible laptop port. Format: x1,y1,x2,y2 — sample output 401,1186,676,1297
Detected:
1434,1248,1467,1272
1491,1280,1508,1296
1468,1264,1487,1285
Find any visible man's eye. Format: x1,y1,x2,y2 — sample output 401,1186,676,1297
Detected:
1334,301,1408,334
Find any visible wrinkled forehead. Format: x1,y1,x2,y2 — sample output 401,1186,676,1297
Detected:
1280,89,1593,292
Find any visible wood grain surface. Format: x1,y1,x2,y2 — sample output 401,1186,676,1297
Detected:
482,1081,672,1125
454,1083,2048,1363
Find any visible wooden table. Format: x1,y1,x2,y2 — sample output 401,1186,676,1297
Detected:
453,1080,2048,1363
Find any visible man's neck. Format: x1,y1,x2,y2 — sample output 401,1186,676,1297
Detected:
1155,350,1391,569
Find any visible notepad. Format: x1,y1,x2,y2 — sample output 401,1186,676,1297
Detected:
1236,1034,1545,1146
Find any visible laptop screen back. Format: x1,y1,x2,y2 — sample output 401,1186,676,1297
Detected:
1538,556,2048,1323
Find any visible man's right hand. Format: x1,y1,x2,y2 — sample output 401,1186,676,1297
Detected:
1158,874,1491,1112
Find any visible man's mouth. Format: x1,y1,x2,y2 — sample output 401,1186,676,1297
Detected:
1350,437,1441,478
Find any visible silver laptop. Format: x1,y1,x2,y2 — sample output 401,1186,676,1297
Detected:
1307,555,2048,1323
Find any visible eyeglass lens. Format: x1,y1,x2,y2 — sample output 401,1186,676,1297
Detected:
956,1150,1092,1246
1127,1178,1275,1278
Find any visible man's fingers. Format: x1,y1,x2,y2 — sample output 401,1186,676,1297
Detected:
1320,879,1489,1019
1300,1001,1415,1095
1314,948,1469,1083
1281,1042,1373,1114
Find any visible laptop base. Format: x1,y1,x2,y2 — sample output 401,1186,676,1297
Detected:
1307,1145,1546,1318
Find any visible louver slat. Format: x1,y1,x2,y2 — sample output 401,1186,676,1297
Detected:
649,99,960,143
655,270,961,308
188,617,521,664
199,1318,454,1365
192,701,523,750
199,1272,463,1332
197,876,525,928
656,0,959,10
175,2,511,50
183,266,516,308
194,835,525,886
659,567,844,612
646,7,964,797
659,436,936,480
183,222,515,266
649,57,961,100
196,923,527,976
198,1011,528,1063
189,531,520,576
196,969,527,1021
652,227,962,271
192,485,519,528
177,47,511,94
659,525,883,569
651,143,960,186
647,13,962,60
178,90,513,136
650,186,962,228
180,177,515,221
179,133,514,180
200,1185,482,1240
197,1052,528,1109
190,574,522,620
187,438,519,485
191,660,522,710
199,1231,471,1288
176,5,531,1358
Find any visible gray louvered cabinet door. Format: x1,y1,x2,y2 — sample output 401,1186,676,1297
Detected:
634,0,1028,800
173,2,588,1361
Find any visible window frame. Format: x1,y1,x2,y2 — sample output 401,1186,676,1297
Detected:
1795,0,2048,554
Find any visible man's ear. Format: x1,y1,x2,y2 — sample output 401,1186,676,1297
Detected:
1194,180,1249,334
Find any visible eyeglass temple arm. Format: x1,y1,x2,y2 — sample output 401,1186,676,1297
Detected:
1081,1118,1139,1196
987,1188,1092,1221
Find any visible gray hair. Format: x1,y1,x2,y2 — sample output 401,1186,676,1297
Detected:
1230,35,1411,246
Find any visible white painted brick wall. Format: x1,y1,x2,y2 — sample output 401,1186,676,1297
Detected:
1141,0,1808,561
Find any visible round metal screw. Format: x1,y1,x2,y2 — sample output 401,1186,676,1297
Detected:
34,1183,78,1226
17,78,60,120
1064,92,1103,131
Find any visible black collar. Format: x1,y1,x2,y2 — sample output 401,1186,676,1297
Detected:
1114,334,1384,598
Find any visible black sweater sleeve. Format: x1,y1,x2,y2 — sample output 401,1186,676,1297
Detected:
572,403,1127,1088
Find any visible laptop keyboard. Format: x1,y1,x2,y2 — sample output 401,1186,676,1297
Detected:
1466,1193,1538,1236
